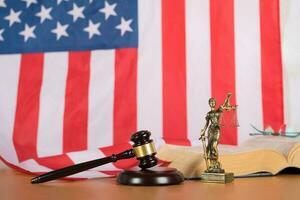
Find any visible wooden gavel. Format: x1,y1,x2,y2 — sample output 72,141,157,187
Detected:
31,130,158,184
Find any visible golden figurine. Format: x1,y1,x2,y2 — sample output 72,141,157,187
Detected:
199,93,237,183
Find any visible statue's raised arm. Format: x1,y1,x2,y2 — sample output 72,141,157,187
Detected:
220,93,237,111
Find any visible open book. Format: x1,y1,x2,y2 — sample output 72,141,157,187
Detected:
157,136,300,178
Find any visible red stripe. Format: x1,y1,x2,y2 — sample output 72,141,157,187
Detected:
260,0,284,131
13,54,44,162
99,171,121,176
162,0,189,145
63,51,90,152
101,143,138,169
210,0,237,145
113,48,137,145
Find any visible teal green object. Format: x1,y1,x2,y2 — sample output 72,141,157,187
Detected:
250,124,300,138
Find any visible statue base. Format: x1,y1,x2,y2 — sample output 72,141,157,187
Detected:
200,172,234,184
117,167,184,186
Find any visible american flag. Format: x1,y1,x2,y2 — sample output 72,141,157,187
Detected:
0,0,299,178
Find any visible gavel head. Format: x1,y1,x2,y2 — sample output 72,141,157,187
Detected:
131,130,158,170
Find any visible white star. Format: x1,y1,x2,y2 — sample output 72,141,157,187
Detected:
0,29,4,41
19,24,36,42
36,6,52,23
4,9,22,27
68,3,85,22
84,20,101,39
0,0,6,8
100,1,117,20
89,0,93,3
115,17,133,36
57,0,68,5
22,0,37,8
51,22,69,40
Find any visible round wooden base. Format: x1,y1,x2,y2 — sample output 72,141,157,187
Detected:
117,167,184,186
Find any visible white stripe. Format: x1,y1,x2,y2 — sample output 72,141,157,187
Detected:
68,171,110,178
37,52,68,157
19,159,52,172
0,55,20,164
21,159,109,178
137,0,163,138
88,50,115,149
67,149,117,171
21,159,110,178
186,0,211,145
153,137,166,150
281,0,300,131
234,0,263,144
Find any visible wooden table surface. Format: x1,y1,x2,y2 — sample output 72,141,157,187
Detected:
1,168,300,200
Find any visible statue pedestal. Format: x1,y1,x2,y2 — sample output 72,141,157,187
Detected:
200,172,234,184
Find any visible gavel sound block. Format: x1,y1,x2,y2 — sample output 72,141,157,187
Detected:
117,130,184,185
31,130,184,186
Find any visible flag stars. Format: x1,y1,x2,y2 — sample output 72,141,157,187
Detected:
22,0,37,8
0,0,6,8
5,9,22,27
19,24,36,42
115,17,133,36
57,0,68,5
51,22,69,40
84,20,101,39
68,3,85,22
100,1,117,20
0,29,4,41
36,6,52,23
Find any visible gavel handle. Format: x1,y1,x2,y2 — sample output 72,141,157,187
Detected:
31,149,135,184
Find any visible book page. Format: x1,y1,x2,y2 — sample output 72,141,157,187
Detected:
160,135,300,158
157,137,299,177
241,136,300,158
159,143,255,155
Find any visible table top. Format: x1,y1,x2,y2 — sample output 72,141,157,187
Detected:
1,168,300,200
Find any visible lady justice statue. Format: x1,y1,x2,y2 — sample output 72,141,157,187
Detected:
199,93,237,183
